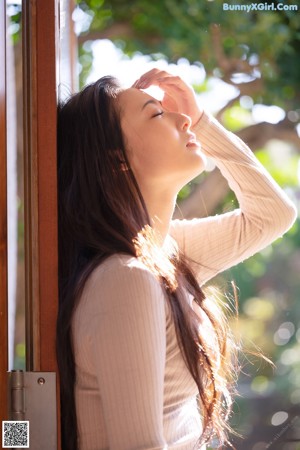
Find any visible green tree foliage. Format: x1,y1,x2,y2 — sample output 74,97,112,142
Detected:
77,0,300,111
7,3,22,44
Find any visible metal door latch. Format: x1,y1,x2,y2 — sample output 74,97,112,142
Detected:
5,370,57,450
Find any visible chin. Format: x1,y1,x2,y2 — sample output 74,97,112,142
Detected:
189,151,207,174
177,161,206,189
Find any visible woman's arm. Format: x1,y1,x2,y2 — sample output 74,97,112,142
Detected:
86,257,168,450
132,69,297,285
171,111,297,285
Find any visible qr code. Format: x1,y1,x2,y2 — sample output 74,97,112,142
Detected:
2,421,29,448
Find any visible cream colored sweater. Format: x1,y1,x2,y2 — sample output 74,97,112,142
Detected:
71,111,297,450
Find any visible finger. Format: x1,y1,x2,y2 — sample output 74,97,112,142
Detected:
141,77,191,95
137,70,176,86
156,76,193,91
139,68,170,79
131,79,146,88
130,78,149,89
131,70,160,88
131,69,162,88
134,76,185,91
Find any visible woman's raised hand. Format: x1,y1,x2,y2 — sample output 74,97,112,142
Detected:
132,69,203,127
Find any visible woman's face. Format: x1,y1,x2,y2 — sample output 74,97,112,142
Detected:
116,88,206,195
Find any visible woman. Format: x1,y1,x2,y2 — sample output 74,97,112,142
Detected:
56,68,296,450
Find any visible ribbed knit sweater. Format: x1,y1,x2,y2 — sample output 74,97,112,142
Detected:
71,111,297,450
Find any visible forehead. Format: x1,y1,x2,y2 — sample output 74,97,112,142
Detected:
117,88,157,114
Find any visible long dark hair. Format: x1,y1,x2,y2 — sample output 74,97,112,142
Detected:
56,76,237,450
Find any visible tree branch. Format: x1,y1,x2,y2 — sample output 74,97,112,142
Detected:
78,22,135,46
216,95,240,121
237,119,300,149
210,23,263,95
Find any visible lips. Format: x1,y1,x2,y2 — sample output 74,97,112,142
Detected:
186,133,201,148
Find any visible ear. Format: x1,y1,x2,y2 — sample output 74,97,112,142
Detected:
120,162,129,171
115,151,129,171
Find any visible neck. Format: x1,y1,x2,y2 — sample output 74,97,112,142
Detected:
143,188,177,244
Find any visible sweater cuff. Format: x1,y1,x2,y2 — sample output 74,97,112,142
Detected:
191,109,214,135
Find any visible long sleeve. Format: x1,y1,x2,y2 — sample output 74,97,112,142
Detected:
170,111,297,286
85,257,168,450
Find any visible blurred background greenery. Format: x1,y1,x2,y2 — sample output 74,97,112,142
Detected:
9,0,300,448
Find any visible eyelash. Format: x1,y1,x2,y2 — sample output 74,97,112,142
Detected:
153,111,164,118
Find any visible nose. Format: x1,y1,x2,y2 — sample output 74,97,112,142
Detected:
180,113,191,131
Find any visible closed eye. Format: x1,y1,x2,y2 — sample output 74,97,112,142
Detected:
153,111,164,118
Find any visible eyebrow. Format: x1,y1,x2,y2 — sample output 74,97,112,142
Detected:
141,99,162,111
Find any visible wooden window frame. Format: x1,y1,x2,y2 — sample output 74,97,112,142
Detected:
0,0,8,425
1,2,76,447
22,0,61,447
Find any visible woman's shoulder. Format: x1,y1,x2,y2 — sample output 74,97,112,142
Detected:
75,253,166,321
83,253,162,300
90,253,156,281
